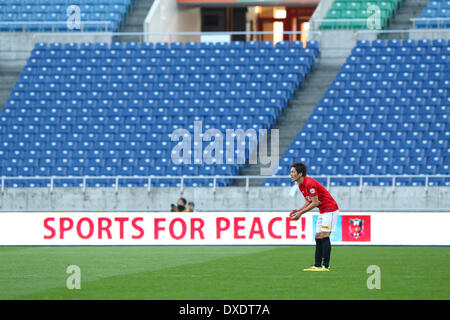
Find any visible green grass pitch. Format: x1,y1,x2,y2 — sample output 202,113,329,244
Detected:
0,246,448,300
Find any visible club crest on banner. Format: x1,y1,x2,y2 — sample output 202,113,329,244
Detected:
342,216,371,242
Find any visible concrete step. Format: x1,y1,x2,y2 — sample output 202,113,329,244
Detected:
392,14,419,23
389,23,413,30
0,51,30,60
0,68,21,108
0,70,21,77
278,126,310,134
133,0,155,8
0,92,12,109
130,2,153,10
292,97,325,105
396,9,424,16
404,0,431,4
391,18,414,26
0,84,14,92
301,83,336,91
124,14,149,26
312,66,342,75
304,75,338,83
0,60,27,72
392,15,415,22
121,25,143,32
280,104,314,112
118,0,155,35
128,9,150,17
303,77,338,85
281,105,316,113
0,73,19,89
281,103,317,112
382,32,410,40
303,81,336,88
384,0,430,33
399,0,429,8
278,137,301,148
113,35,144,42
237,58,343,185
0,90,11,97
293,89,327,97
0,67,25,74
305,74,337,80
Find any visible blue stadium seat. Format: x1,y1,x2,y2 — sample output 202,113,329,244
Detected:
2,40,319,187
267,39,450,184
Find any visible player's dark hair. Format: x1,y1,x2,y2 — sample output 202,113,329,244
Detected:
292,162,307,177
179,197,187,205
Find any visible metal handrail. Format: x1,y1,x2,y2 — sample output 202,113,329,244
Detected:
310,18,370,30
1,175,448,181
0,21,113,25
32,30,321,36
355,28,450,40
410,17,450,21
410,17,450,29
312,18,369,22
1,175,449,194
31,30,322,45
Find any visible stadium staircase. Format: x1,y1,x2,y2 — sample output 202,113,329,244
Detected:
114,0,155,42
382,0,431,39
236,62,342,186
0,51,27,110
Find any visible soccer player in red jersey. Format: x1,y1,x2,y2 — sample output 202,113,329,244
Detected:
289,162,339,271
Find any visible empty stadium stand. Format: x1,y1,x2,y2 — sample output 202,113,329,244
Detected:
0,40,319,188
320,0,403,30
265,39,450,187
416,0,450,28
0,0,132,32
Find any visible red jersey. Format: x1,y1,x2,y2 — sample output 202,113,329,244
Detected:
298,177,339,214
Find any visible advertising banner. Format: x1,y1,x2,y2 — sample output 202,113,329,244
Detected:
0,212,448,246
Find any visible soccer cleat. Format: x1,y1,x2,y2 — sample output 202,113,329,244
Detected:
303,266,331,272
303,266,322,271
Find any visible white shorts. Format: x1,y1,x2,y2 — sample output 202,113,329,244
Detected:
315,210,339,234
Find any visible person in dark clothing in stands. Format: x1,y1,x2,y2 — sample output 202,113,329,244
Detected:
171,197,187,212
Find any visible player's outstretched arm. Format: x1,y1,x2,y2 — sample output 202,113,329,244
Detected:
290,196,319,220
289,200,309,218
